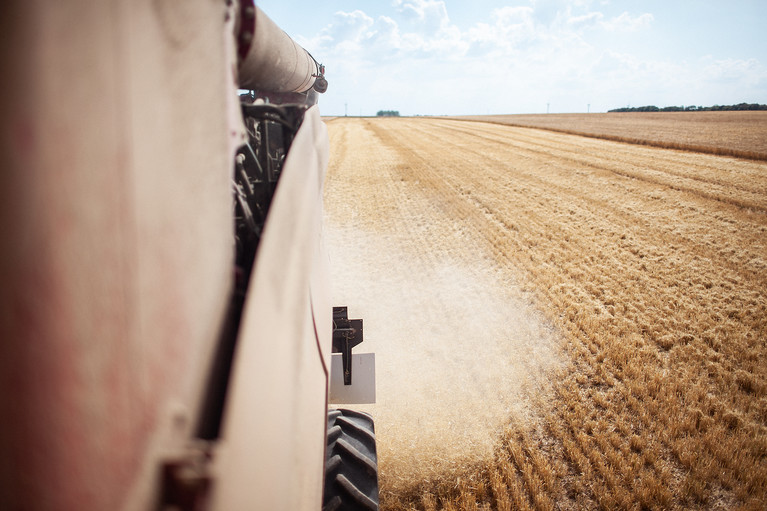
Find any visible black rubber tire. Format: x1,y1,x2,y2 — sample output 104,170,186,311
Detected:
323,408,379,511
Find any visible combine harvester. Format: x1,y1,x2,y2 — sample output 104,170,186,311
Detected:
0,1,377,509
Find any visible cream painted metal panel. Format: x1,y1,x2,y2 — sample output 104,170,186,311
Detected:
0,1,239,509
212,106,331,510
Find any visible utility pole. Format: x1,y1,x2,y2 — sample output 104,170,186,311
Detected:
345,102,348,117
587,103,590,113
546,102,550,114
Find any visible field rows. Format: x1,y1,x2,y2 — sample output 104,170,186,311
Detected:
451,111,767,161
323,117,767,510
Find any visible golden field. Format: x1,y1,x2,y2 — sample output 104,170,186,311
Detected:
323,116,767,510
450,111,767,161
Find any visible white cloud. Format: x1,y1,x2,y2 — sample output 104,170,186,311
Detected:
308,2,650,63
601,12,654,32
566,10,652,32
567,12,604,30
394,0,451,33
306,10,375,53
296,2,762,115
530,0,570,25
704,57,759,78
700,57,765,86
463,7,536,59
332,10,374,39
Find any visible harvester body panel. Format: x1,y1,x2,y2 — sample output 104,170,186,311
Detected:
1,1,238,509
0,0,375,508
212,105,331,510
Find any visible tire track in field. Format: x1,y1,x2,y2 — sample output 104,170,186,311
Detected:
330,119,677,502
337,118,668,505
436,119,767,202
324,119,562,494
445,119,767,188
382,119,767,506
324,117,767,509
399,119,767,288
356,119,672,502
431,120,767,211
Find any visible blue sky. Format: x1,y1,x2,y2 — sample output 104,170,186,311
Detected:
255,0,767,116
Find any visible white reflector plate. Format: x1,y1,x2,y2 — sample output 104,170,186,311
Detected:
329,353,376,404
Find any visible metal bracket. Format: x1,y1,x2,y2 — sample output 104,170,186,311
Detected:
158,444,213,511
332,306,363,385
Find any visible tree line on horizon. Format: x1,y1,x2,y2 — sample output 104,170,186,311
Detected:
376,110,400,117
609,102,767,113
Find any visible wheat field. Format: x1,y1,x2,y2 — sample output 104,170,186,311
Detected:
323,116,767,510
451,111,767,161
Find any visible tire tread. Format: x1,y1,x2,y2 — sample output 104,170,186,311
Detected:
322,409,379,511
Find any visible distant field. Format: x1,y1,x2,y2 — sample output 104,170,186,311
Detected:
448,111,767,160
325,117,767,510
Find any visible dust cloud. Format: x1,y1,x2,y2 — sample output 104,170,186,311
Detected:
324,190,561,491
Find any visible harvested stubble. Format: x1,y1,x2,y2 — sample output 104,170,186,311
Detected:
451,111,767,161
323,116,767,510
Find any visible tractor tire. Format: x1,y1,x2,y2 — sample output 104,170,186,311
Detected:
323,408,379,511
